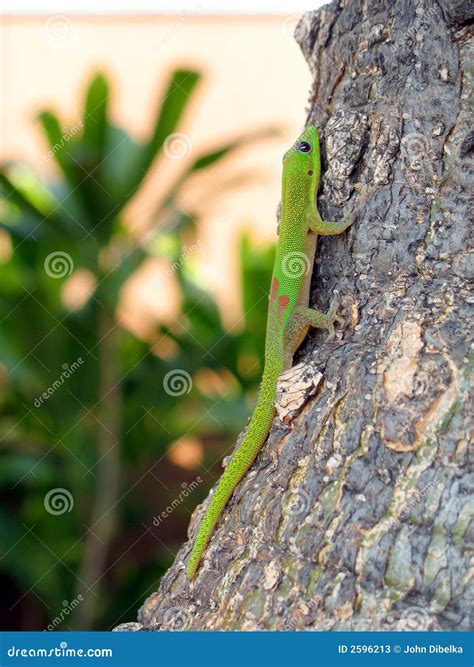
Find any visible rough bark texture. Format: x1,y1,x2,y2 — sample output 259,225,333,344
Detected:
117,0,473,632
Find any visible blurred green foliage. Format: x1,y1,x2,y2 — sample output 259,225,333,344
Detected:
0,69,275,629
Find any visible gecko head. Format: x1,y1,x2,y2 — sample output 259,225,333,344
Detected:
283,125,320,178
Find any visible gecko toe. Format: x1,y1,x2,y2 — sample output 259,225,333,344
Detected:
325,321,336,340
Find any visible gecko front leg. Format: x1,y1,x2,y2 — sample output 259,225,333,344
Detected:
307,210,353,235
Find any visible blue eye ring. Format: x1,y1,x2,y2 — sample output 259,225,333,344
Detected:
297,141,312,153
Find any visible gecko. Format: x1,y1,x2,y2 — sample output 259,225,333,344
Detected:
186,125,353,579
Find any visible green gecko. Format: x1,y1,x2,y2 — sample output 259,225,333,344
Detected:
186,125,352,579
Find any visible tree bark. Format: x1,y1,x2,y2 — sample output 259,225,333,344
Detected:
116,0,473,632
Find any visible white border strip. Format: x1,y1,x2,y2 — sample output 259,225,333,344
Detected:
1,0,327,16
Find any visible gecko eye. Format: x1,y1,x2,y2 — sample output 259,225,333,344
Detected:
297,141,312,153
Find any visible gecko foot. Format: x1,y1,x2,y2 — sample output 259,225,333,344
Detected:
325,295,345,341
294,294,345,342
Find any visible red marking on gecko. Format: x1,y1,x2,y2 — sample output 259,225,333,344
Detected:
277,294,289,318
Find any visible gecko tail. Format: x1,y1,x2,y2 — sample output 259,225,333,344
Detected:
186,355,283,579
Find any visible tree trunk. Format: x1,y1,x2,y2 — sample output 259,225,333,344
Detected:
75,308,122,629
116,0,473,632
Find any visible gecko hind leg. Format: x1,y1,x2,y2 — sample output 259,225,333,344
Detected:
282,296,344,367
294,295,344,341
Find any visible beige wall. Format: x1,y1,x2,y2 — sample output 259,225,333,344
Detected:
0,14,310,331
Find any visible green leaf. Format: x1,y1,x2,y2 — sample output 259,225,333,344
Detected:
0,172,50,222
176,270,225,348
37,110,78,187
118,68,201,209
189,126,279,174
0,454,55,486
0,509,66,607
82,72,109,163
150,125,280,215
102,125,144,201
146,68,200,168
0,170,77,239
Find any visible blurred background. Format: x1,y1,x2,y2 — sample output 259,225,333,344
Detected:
0,0,323,630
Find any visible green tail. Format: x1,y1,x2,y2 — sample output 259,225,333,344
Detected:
186,352,283,578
